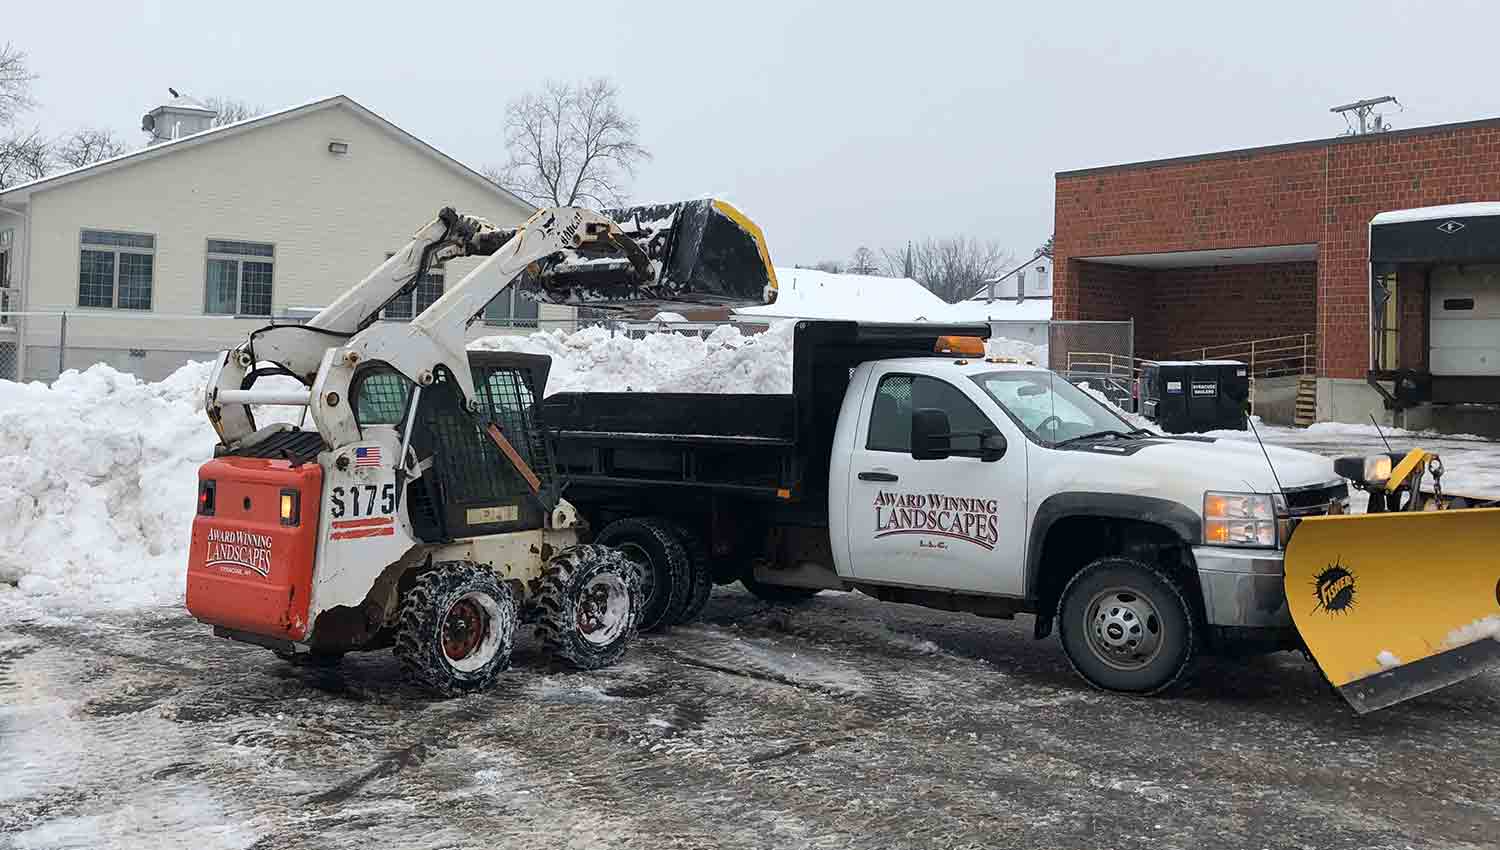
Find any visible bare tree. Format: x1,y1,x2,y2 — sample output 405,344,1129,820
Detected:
849,246,879,275
812,260,845,274
0,43,37,127
203,96,262,127
0,127,51,189
882,236,1014,303
53,127,126,170
496,78,650,208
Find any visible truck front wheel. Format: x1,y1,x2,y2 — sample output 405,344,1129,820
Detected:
1056,557,1197,695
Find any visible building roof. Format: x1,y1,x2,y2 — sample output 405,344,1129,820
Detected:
736,268,954,322
1055,114,1500,179
0,94,532,210
1370,202,1500,226
150,94,216,115
946,296,1053,322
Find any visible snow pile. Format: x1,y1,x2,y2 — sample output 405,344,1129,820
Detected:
0,364,301,610
737,267,952,322
986,336,1047,366
1376,650,1403,669
472,321,796,395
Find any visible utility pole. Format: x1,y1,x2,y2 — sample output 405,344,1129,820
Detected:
1330,96,1401,135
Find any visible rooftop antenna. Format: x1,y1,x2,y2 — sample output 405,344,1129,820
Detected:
1330,96,1401,135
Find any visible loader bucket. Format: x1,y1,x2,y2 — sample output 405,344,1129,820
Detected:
537,199,777,308
1284,508,1500,713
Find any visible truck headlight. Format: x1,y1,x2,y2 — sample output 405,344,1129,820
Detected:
1204,491,1277,547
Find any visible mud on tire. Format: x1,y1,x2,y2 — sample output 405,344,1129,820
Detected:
1056,556,1197,695
534,544,641,670
393,561,517,696
593,517,690,632
669,522,715,625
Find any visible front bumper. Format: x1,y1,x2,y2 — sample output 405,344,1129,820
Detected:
1193,545,1292,628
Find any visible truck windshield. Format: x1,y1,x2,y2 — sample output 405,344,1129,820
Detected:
971,371,1132,445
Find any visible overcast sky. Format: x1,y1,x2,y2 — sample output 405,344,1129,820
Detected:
8,1,1499,268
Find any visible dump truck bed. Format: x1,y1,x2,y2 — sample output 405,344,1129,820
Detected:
544,321,993,515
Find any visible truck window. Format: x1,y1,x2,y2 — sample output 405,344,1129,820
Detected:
867,373,994,453
352,366,413,426
972,370,1129,444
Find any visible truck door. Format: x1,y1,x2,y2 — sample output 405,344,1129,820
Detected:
844,370,1027,595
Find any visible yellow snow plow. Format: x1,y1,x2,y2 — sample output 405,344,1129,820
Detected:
1286,448,1500,713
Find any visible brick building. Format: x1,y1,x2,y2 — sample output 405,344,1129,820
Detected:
1053,117,1500,428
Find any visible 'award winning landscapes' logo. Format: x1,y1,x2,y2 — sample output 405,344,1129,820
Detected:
205,528,274,577
873,490,1000,550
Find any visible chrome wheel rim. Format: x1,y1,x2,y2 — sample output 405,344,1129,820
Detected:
577,572,631,647
1084,587,1164,671
616,542,655,604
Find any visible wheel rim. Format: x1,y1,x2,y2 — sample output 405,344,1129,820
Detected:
1084,587,1164,671
441,591,504,673
616,542,656,604
576,572,631,647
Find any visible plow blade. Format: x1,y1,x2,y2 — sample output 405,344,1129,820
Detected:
1285,508,1500,713
537,198,777,308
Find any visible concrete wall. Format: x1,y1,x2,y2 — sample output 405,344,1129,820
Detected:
12,101,569,381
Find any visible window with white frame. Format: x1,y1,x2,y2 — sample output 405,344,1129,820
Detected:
0,228,12,324
205,240,275,316
483,287,539,328
381,261,444,322
78,230,155,310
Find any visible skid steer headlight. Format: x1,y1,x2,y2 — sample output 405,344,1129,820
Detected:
1204,491,1277,547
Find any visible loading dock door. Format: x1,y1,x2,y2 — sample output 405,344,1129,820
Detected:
1430,264,1500,376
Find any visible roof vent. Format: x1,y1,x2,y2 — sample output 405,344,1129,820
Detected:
141,89,218,146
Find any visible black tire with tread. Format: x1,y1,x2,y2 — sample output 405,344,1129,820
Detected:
534,544,641,670
1056,556,1197,695
393,561,517,695
669,522,714,625
593,517,690,631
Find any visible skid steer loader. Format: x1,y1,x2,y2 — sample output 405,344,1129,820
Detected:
184,200,777,693
1286,448,1500,713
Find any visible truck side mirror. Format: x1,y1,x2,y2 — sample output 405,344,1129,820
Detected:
911,408,951,460
979,431,1008,463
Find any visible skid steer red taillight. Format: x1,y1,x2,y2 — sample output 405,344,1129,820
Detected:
279,488,301,526
198,480,216,516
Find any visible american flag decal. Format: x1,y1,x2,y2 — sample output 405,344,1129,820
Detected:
354,446,382,467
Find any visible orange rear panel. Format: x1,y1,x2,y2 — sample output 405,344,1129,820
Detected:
186,457,322,641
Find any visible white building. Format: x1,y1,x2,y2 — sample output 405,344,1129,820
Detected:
945,256,1053,350
0,94,564,382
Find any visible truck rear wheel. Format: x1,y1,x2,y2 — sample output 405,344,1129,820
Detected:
394,561,518,695
594,518,689,631
1057,557,1196,695
535,545,641,670
669,522,715,625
